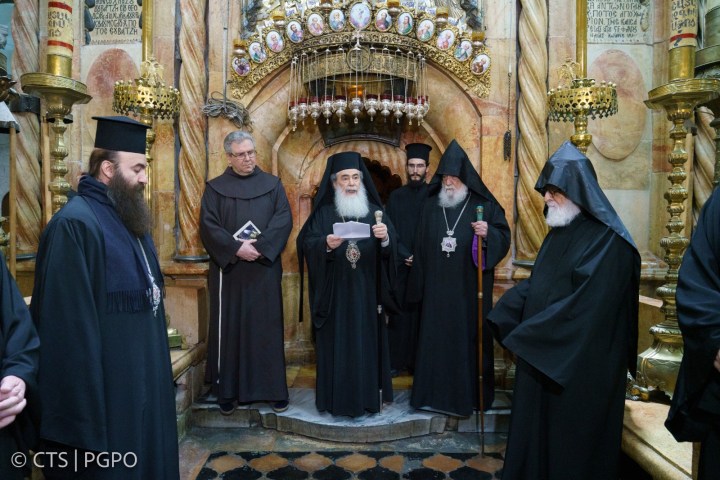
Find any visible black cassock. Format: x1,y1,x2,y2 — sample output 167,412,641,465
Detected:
384,183,428,372
200,167,292,404
408,192,510,416
302,204,395,417
488,212,639,480
666,188,720,479
0,252,39,480
31,195,179,479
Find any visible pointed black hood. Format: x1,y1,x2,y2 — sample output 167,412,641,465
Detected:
535,141,637,250
428,139,498,203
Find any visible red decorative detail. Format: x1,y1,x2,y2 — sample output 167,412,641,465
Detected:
48,1,73,12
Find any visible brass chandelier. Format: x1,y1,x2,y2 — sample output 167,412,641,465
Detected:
287,34,429,130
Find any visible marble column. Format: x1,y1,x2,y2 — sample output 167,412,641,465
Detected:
175,0,208,260
693,106,717,213
514,0,549,262
10,0,42,258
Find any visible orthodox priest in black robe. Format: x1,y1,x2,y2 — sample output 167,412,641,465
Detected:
666,187,720,479
408,139,510,417
200,131,292,413
487,141,639,479
30,116,179,479
0,252,39,480
385,143,432,375
297,151,397,417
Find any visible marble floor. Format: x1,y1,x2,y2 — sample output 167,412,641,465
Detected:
179,365,509,479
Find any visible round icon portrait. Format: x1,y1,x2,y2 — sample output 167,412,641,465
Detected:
436,29,455,50
416,19,434,42
307,13,325,36
248,42,267,63
232,56,251,76
471,54,490,75
396,12,413,35
265,30,284,53
349,3,372,30
286,21,304,43
375,8,391,32
454,40,473,61
329,9,346,31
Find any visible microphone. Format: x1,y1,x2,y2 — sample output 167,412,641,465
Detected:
476,205,484,222
375,210,383,225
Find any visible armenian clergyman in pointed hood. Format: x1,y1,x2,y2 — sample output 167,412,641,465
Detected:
487,141,640,479
408,139,510,417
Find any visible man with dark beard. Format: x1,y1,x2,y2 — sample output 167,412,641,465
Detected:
30,116,179,479
385,143,432,376
487,141,639,479
408,139,510,417
200,131,292,415
297,151,397,417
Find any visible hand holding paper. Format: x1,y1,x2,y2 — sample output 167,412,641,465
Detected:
332,221,371,240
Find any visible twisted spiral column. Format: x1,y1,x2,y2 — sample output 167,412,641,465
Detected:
175,0,208,259
692,107,716,217
514,0,549,261
10,0,42,256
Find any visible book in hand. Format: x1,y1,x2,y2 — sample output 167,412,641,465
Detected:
233,220,261,241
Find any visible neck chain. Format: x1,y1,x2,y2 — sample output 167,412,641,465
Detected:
137,238,161,317
340,215,361,269
441,195,470,257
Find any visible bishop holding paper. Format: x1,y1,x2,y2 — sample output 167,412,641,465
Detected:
297,151,399,417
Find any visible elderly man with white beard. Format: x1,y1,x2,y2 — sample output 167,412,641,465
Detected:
408,139,510,417
487,141,640,480
297,151,398,417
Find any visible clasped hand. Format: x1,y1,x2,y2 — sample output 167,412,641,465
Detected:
0,375,27,429
236,239,261,261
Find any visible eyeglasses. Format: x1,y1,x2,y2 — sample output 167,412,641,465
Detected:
227,150,256,160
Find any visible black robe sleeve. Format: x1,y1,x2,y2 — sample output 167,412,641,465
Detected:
200,186,243,270
667,189,720,441
252,182,293,264
30,212,111,451
0,253,40,454
488,226,636,388
482,199,511,271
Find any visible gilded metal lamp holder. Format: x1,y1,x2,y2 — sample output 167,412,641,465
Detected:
632,78,720,401
20,73,91,213
547,60,618,153
113,57,181,206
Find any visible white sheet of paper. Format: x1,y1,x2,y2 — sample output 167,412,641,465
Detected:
333,221,371,240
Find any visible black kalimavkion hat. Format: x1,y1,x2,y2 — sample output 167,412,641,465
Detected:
405,143,432,163
92,116,149,154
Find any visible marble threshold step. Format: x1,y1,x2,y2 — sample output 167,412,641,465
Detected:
190,388,510,443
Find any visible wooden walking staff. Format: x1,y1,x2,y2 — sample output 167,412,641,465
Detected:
375,209,384,412
476,205,485,454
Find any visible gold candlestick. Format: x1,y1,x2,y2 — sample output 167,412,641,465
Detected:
633,78,720,400
21,0,91,214
632,0,720,401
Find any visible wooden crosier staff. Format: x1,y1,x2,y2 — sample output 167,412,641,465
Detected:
476,205,485,454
